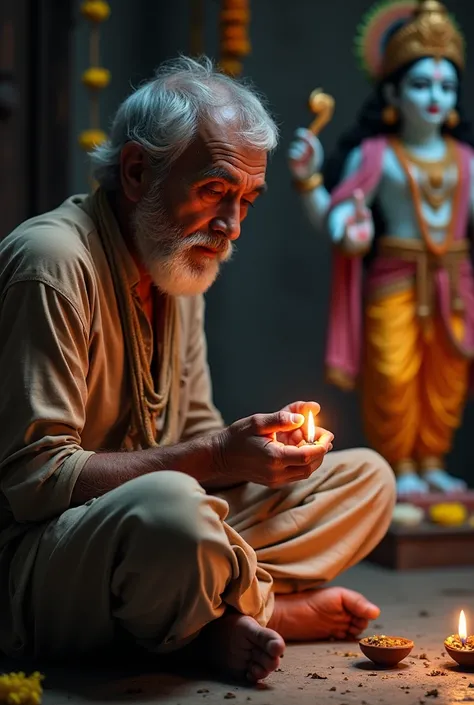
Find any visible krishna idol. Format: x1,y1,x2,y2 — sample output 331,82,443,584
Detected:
288,0,474,497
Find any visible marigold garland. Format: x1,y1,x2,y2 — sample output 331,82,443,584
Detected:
78,1,111,154
0,671,44,705
219,0,251,76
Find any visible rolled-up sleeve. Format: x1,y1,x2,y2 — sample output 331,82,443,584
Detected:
0,281,95,522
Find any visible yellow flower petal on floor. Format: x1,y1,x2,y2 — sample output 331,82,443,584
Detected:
82,67,111,89
0,672,44,705
429,502,467,526
79,129,107,151
80,0,111,22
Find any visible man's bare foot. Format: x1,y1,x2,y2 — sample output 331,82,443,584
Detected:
192,612,285,682
267,586,380,641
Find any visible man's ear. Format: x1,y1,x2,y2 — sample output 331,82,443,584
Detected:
119,142,149,203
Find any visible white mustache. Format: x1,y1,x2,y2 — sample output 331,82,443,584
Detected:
180,233,233,260
184,232,231,253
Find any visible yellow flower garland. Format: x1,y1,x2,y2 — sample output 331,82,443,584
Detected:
82,67,111,89
80,0,110,22
78,1,111,156
79,129,108,151
0,672,44,705
219,0,251,77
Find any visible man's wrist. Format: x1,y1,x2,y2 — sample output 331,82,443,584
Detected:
146,430,228,484
72,429,234,506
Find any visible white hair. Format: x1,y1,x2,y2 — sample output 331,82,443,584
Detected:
90,55,279,190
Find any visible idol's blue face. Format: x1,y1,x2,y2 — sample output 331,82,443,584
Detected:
392,57,458,128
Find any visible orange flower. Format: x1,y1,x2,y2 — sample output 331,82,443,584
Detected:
223,0,248,7
221,25,248,40
220,9,250,23
219,60,242,76
222,39,251,56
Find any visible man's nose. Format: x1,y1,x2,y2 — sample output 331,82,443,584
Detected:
209,203,241,241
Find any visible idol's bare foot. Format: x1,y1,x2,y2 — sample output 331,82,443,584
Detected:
267,586,380,641
194,612,285,682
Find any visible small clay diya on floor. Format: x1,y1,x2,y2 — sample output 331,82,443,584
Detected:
444,635,474,667
359,635,414,666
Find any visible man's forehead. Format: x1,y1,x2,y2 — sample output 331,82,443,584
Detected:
194,164,268,193
182,127,267,176
199,119,266,160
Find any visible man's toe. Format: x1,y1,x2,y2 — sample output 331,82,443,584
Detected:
343,589,380,620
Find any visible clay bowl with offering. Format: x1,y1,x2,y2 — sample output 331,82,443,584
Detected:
444,635,474,667
359,635,414,666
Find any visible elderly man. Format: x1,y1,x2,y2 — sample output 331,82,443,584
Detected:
0,57,395,682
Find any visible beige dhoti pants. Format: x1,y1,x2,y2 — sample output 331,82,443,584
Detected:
1,448,395,659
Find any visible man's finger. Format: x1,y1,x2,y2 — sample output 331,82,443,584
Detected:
281,467,316,483
286,400,321,416
250,411,304,436
315,431,334,450
274,443,326,467
276,462,325,484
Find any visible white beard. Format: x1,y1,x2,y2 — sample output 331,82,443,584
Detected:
132,184,233,297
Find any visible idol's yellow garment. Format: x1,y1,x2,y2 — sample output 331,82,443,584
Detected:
362,285,469,469
0,195,395,659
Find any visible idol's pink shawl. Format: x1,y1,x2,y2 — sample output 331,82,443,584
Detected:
325,136,474,386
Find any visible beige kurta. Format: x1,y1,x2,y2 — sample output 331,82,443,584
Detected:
0,194,223,539
0,195,396,659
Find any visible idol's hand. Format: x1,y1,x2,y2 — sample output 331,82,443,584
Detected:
343,189,374,252
212,408,331,488
288,128,324,181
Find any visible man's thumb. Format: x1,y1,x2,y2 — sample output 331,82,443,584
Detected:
254,411,305,435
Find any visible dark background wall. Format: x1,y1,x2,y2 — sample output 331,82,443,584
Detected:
71,0,474,481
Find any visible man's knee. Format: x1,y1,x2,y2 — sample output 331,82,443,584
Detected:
112,471,225,555
353,447,396,506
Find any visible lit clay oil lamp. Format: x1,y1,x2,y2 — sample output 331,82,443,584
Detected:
359,635,414,667
445,610,474,668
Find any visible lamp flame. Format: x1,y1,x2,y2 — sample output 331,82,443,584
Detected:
307,411,315,443
459,610,467,643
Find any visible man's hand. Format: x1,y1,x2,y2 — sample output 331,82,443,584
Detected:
275,400,334,449
212,403,334,487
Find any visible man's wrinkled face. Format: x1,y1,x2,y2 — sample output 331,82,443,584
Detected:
132,112,267,296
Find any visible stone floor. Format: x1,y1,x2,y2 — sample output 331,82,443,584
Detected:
3,562,474,705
